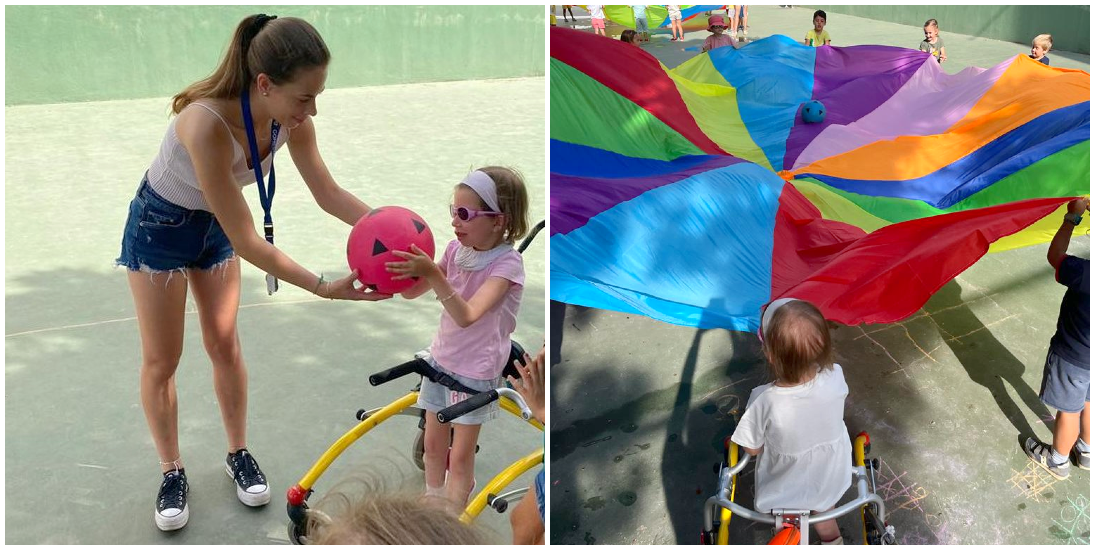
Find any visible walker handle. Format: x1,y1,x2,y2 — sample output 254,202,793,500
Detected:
368,358,426,386
437,390,498,423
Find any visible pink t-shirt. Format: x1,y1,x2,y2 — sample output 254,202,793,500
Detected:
703,33,735,52
429,240,525,381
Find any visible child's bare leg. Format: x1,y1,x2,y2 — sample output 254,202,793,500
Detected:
1053,410,1081,456
1081,401,1090,445
814,517,841,542
445,423,482,505
423,414,450,494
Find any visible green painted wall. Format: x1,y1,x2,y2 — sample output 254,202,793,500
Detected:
5,5,546,106
810,5,1089,55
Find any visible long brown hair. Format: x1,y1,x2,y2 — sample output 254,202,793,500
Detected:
762,300,833,385
171,15,329,115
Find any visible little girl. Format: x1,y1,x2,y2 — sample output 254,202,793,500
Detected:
702,15,736,53
386,167,530,507
731,298,852,545
919,19,947,63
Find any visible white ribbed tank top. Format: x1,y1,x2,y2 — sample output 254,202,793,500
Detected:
146,101,290,211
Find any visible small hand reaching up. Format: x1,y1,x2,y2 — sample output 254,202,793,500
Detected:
507,346,546,424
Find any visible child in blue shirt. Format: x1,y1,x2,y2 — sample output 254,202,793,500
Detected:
1024,198,1090,480
1030,34,1052,65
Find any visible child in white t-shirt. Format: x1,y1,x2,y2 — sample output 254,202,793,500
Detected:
731,298,852,545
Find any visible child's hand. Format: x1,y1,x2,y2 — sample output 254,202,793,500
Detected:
1067,197,1090,214
507,347,546,423
386,244,440,281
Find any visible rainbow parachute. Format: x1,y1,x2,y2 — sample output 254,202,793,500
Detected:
602,5,726,29
550,28,1090,330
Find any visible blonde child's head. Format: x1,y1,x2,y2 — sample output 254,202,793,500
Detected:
1031,34,1053,58
761,299,833,386
923,19,939,41
454,166,530,246
307,473,488,544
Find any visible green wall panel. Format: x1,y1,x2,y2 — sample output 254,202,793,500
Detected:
6,5,546,105
810,5,1089,55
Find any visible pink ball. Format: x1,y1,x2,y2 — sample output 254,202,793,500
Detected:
347,206,435,294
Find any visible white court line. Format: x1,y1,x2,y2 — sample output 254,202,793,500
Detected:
5,297,324,339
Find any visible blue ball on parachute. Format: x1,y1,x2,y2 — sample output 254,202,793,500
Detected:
801,100,826,124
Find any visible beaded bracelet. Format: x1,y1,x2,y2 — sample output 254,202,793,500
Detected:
437,290,457,302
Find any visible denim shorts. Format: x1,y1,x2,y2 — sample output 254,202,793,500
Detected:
1038,348,1090,413
635,17,649,33
116,178,234,273
535,469,545,520
415,352,501,425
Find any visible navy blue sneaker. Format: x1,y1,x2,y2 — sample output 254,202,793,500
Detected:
226,449,271,506
155,469,189,531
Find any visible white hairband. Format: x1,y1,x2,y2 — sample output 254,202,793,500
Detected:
760,297,800,340
460,170,501,214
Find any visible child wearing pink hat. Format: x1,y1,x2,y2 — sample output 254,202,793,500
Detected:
702,15,736,52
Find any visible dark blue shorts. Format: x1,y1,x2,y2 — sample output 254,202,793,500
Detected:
1039,348,1090,413
116,177,234,272
535,469,544,520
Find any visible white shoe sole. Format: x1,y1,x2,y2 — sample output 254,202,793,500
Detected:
155,504,189,531
225,463,271,506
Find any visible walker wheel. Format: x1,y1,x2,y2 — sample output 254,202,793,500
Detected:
287,520,307,545
490,494,509,513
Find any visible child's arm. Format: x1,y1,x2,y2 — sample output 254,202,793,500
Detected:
399,273,440,300
824,38,831,46
1048,198,1089,270
742,445,763,456
434,276,510,328
389,244,513,327
939,46,947,62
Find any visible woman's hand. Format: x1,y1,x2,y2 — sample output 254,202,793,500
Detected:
321,271,392,301
386,244,441,281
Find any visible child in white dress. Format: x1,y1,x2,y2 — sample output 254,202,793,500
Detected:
731,298,852,544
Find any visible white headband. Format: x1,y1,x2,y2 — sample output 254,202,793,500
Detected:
461,170,501,214
761,297,800,340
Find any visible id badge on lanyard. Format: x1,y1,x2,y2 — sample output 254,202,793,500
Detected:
241,89,282,295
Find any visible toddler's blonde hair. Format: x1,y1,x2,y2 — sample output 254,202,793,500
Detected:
1032,34,1053,51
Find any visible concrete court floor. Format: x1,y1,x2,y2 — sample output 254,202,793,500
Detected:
5,77,545,544
550,5,1090,546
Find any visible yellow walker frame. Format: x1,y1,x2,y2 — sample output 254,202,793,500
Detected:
702,431,896,545
285,221,546,544
285,351,544,544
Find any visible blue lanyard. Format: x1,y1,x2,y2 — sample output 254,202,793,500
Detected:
241,89,282,294
241,89,280,243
